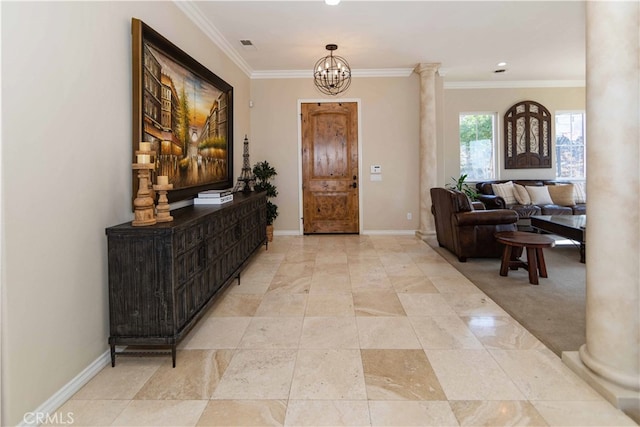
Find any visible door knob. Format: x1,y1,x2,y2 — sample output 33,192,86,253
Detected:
352,182,357,189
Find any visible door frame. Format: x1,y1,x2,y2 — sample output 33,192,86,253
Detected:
297,98,363,235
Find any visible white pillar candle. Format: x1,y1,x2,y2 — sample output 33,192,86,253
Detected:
137,154,150,164
157,175,169,185
139,142,151,152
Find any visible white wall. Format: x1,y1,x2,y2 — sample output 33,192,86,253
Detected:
250,75,422,233
442,86,586,184
249,78,585,234
0,2,251,424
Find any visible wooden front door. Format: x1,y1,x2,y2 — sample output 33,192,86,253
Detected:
301,102,359,234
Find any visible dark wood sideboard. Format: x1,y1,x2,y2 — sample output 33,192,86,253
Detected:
105,192,266,367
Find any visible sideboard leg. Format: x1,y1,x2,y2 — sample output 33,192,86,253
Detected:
171,345,177,368
110,345,116,367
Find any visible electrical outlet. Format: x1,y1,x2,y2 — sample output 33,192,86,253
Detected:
407,212,412,220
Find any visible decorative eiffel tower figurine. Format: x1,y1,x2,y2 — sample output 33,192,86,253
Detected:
233,135,256,193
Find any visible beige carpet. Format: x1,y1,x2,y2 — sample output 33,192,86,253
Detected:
427,236,586,356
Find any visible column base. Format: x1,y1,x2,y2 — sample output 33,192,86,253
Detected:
563,351,640,423
415,230,435,242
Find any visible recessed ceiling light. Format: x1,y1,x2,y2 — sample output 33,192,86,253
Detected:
497,62,507,67
325,0,340,5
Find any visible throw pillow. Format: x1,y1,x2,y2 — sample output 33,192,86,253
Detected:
491,181,517,205
574,181,587,204
526,185,553,205
548,184,576,206
513,184,532,205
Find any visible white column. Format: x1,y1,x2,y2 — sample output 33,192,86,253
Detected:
415,63,440,240
563,1,640,422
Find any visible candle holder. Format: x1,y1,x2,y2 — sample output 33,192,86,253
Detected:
136,149,157,200
153,182,173,223
132,150,157,226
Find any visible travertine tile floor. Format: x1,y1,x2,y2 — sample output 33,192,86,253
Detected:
53,235,636,426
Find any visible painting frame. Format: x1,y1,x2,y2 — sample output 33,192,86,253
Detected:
131,18,234,206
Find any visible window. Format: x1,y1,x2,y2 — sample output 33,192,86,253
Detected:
459,113,497,181
555,112,586,179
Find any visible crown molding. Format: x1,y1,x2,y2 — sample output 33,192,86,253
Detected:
174,1,253,78
252,68,414,79
175,2,413,80
175,1,583,89
251,70,311,79
444,80,586,89
353,68,415,78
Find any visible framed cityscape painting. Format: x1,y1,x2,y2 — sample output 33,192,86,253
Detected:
131,18,234,205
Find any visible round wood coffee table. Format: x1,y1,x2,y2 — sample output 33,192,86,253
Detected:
495,231,556,285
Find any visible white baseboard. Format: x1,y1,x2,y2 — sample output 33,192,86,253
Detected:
19,350,111,426
273,230,300,236
362,230,417,235
273,230,418,236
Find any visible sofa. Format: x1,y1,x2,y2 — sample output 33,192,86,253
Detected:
430,187,519,262
475,179,586,227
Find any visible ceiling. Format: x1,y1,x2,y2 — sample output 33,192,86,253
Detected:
180,1,586,86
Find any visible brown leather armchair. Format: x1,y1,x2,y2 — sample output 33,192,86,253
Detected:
430,187,518,262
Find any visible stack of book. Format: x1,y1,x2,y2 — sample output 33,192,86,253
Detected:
193,189,234,205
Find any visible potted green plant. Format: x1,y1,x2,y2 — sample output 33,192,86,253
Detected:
446,174,479,200
252,160,278,241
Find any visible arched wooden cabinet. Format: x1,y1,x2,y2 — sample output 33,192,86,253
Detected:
504,100,552,169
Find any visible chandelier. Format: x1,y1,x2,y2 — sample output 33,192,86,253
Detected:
313,44,351,96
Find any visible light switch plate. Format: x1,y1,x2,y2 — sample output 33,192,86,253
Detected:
370,165,382,174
